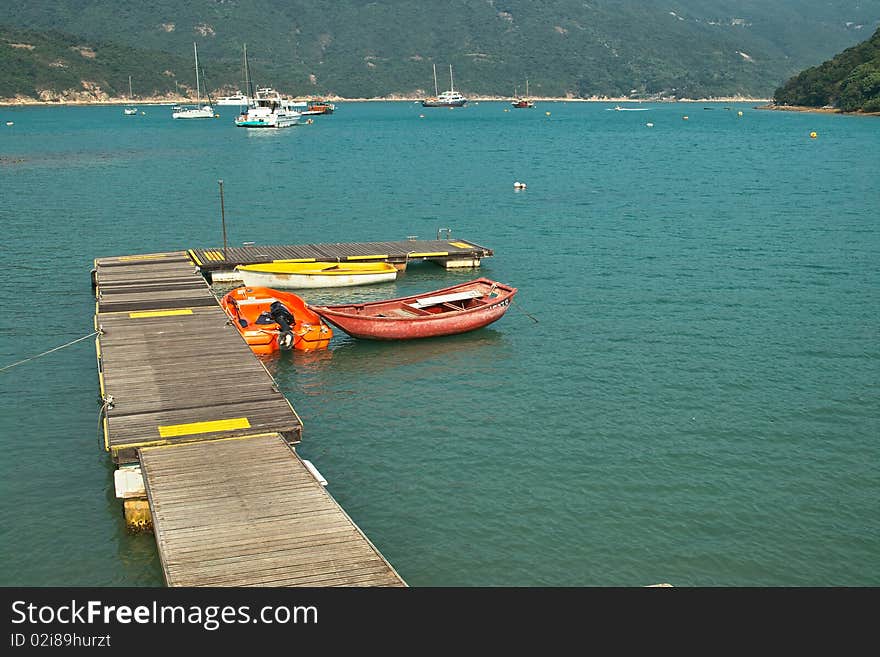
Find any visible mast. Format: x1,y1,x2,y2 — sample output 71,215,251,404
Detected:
525,79,529,97
128,75,133,100
432,63,439,96
193,42,201,105
449,64,454,93
242,43,253,102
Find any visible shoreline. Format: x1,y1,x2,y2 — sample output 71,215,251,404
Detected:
1,95,771,107
5,96,875,115
754,102,880,117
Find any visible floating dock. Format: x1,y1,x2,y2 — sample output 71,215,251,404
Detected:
94,252,300,464
141,434,405,586
93,249,407,586
188,236,493,278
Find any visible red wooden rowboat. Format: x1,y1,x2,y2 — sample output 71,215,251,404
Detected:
309,278,517,340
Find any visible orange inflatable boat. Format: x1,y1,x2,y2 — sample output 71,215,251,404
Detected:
220,286,333,354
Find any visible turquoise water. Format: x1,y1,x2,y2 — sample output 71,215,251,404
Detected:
0,101,877,586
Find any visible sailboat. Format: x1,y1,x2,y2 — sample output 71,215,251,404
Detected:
511,79,535,108
172,43,215,119
217,44,253,106
123,76,138,115
422,64,467,107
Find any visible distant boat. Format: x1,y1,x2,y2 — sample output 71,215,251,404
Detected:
310,277,517,340
609,105,650,111
123,76,137,115
172,43,215,119
300,99,336,115
234,87,302,128
233,45,301,128
511,79,535,108
235,261,398,288
422,64,467,108
216,92,251,106
220,286,332,354
217,47,254,106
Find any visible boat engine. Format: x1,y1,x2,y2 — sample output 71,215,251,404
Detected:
269,301,296,350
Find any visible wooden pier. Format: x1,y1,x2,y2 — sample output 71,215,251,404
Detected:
141,434,405,586
94,249,406,586
94,252,301,464
188,236,493,276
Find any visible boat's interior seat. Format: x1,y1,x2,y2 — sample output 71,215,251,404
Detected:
411,290,482,309
393,306,432,316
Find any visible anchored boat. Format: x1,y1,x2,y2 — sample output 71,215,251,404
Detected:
220,286,332,354
172,43,215,119
310,277,517,340
236,261,398,289
234,87,302,128
422,64,467,108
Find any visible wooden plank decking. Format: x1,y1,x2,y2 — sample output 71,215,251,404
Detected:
93,249,405,586
188,237,493,272
141,434,406,587
94,251,302,463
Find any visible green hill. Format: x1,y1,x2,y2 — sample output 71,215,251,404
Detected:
773,27,880,112
0,26,202,102
2,1,879,101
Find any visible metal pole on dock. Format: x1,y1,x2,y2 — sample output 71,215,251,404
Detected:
218,179,228,259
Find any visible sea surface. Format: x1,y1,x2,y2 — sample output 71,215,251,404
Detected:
0,101,877,587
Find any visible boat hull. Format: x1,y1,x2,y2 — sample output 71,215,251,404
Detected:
311,278,516,340
422,99,467,107
234,113,301,128
173,107,215,119
237,262,398,289
216,95,251,105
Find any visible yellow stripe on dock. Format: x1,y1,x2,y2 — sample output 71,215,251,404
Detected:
204,251,225,261
128,309,194,319
346,254,388,260
449,241,472,248
158,417,251,438
408,251,449,257
187,249,203,266
118,254,174,261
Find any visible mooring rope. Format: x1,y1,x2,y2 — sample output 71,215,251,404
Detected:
97,394,114,449
512,299,539,323
0,330,101,372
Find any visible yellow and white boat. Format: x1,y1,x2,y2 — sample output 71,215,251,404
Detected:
235,261,398,289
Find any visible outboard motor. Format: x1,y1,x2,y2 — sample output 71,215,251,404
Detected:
269,301,296,350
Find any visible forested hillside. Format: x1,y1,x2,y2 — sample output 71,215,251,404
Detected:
2,1,879,101
774,27,880,112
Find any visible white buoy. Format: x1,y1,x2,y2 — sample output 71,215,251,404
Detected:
646,122,654,127
514,181,527,189
302,460,328,486
5,121,13,126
